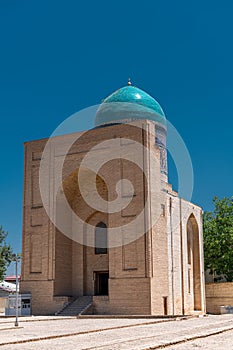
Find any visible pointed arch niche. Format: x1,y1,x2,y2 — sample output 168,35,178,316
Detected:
187,214,202,311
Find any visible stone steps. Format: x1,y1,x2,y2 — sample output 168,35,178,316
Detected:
57,296,93,316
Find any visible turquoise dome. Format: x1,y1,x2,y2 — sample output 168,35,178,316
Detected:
95,85,166,127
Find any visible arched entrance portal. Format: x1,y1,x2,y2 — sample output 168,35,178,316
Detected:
54,168,109,297
187,214,202,311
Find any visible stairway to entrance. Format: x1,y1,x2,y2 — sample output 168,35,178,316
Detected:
56,296,93,316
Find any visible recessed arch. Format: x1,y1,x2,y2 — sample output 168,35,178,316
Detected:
187,214,202,311
95,222,108,255
55,167,109,297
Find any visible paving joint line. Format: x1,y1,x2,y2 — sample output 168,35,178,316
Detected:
82,322,233,350
0,318,177,347
0,317,75,325
0,327,23,332
147,325,233,350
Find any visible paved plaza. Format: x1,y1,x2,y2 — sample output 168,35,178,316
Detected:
0,315,232,349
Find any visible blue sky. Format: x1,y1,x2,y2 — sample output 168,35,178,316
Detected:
0,1,233,273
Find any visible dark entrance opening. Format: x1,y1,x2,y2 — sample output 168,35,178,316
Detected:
95,272,109,296
163,296,168,315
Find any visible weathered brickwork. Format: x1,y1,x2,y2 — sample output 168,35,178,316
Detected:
20,120,206,315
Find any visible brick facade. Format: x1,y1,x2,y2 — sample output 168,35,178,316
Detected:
20,120,206,315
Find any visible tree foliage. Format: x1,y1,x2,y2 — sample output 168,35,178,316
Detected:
0,226,13,281
203,196,233,282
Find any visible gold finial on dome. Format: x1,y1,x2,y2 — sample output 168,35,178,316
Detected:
128,78,132,86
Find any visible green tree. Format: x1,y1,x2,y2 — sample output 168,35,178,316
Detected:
203,196,233,282
0,226,13,281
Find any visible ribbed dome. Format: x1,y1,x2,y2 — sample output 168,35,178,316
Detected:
95,85,166,127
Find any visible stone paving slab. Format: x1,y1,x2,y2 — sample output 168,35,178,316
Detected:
0,317,169,344
0,315,232,349
0,316,73,324
167,328,233,349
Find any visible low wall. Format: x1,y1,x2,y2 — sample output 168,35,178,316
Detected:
206,282,233,314
93,295,110,314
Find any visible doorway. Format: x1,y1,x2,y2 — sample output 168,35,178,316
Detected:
95,272,109,295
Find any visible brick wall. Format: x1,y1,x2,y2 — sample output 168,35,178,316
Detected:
206,282,233,314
